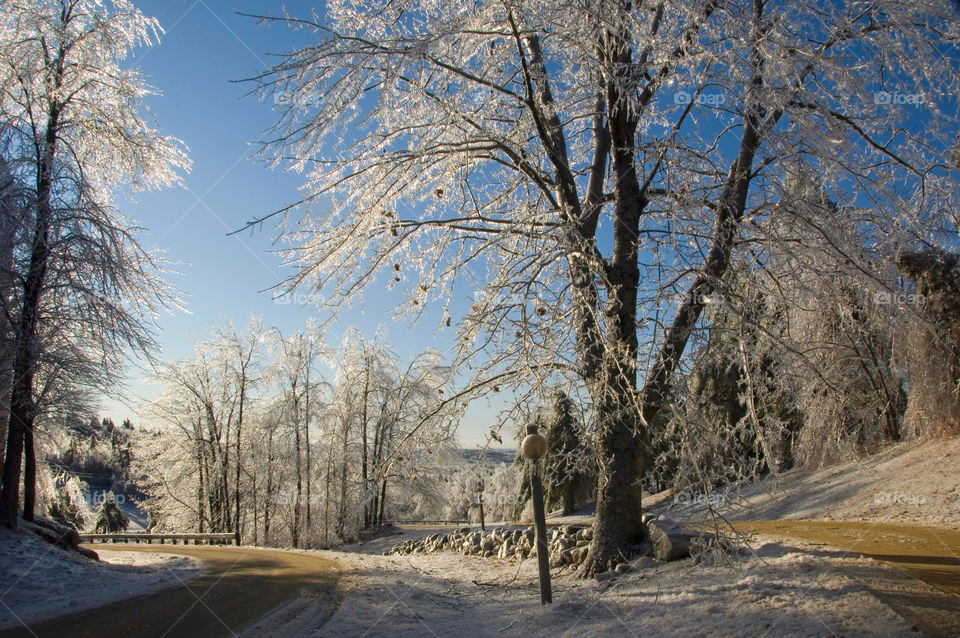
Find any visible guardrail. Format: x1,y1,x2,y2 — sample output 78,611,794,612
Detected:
80,532,240,546
396,520,471,526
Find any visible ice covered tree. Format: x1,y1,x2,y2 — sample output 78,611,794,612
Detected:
0,0,188,528
263,324,326,547
249,0,959,574
145,322,265,535
93,491,128,533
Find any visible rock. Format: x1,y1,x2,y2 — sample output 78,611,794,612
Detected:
26,517,81,550
77,546,99,561
646,518,714,562
594,570,616,583
481,537,495,552
642,513,658,525
576,547,590,563
614,562,632,574
579,528,593,541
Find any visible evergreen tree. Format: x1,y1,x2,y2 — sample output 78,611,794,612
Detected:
94,492,129,533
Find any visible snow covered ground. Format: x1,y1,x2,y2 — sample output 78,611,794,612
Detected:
242,434,959,636
666,433,960,525
243,538,918,637
0,528,204,630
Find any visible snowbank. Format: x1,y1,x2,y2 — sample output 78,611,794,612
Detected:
666,433,960,524
0,528,203,630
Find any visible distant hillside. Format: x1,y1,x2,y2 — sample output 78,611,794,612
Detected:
460,448,515,464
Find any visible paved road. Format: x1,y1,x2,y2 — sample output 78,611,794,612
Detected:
0,545,339,638
738,520,960,638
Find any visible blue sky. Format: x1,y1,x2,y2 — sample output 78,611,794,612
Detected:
106,1,502,447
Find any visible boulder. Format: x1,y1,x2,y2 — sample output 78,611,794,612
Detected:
646,518,714,562
77,546,99,561
26,516,81,550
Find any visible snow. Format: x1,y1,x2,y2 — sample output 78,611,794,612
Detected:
5,434,957,636
242,542,916,637
667,434,960,524
0,529,204,631
239,435,960,636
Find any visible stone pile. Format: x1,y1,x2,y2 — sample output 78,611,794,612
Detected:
389,518,719,572
391,524,630,570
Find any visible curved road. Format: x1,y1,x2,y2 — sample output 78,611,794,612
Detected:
0,545,339,638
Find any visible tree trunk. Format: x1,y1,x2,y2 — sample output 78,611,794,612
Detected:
336,415,349,541
0,100,61,529
22,426,35,522
377,476,388,526
360,363,370,529
292,396,302,549
264,427,274,544
324,444,331,546
234,379,244,540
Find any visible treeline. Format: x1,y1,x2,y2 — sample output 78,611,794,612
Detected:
137,321,457,547
644,171,960,494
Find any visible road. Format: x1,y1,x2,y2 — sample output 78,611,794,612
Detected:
738,520,960,638
0,544,339,638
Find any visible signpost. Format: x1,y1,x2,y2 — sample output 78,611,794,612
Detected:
477,478,486,531
521,424,552,605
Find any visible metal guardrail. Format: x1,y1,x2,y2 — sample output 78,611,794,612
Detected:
80,532,240,546
396,520,471,526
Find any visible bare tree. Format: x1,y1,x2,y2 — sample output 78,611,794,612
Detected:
0,0,188,528
249,0,958,574
247,0,959,572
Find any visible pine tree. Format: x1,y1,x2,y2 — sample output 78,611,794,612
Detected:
94,492,129,533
